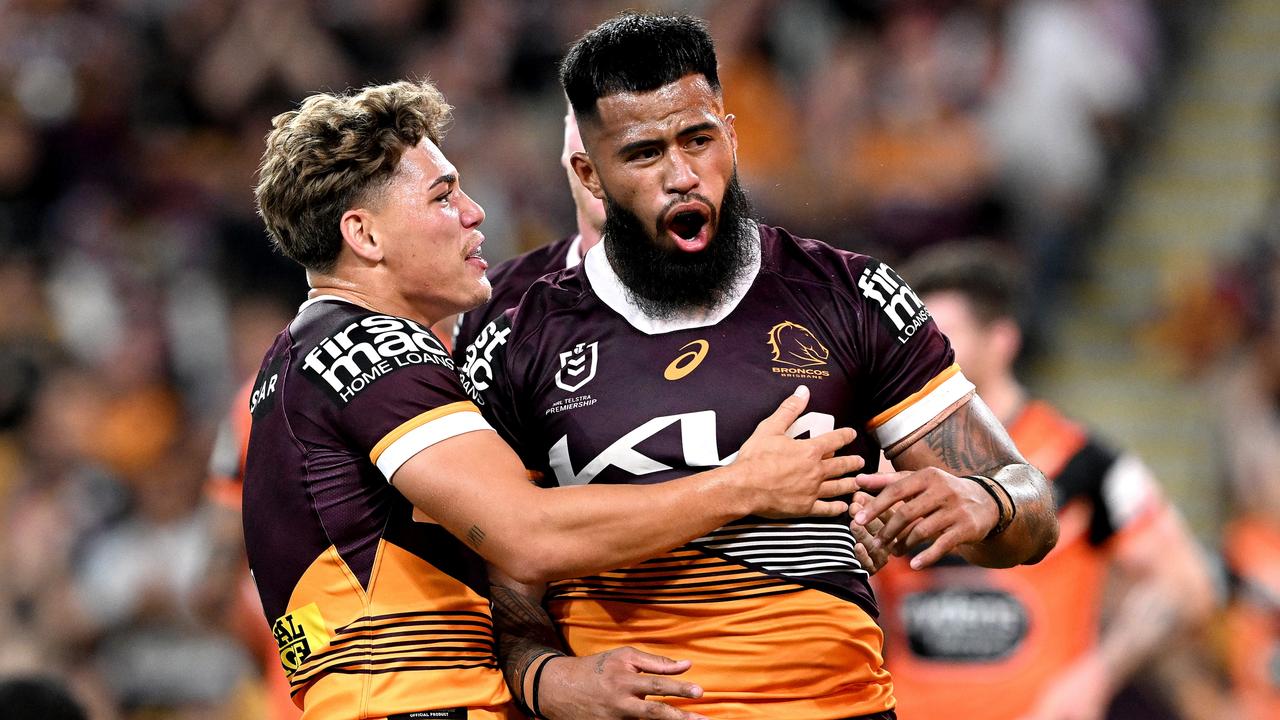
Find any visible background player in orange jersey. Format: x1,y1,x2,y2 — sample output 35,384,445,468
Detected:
244,78,864,719
872,242,1216,720
466,13,1058,720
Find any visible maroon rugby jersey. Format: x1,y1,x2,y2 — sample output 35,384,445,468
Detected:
461,223,975,719
242,296,513,719
452,233,582,360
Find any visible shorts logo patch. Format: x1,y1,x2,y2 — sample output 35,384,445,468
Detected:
387,709,467,720
300,314,452,404
664,339,709,381
555,341,598,393
857,261,930,344
272,602,328,675
768,321,831,379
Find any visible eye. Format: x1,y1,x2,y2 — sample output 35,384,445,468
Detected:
628,147,660,162
688,135,712,148
436,189,453,204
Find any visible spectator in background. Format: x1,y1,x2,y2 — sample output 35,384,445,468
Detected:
876,242,1215,720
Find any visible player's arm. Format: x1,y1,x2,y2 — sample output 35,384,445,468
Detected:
489,566,706,720
852,394,1058,569
1025,502,1216,720
394,386,862,584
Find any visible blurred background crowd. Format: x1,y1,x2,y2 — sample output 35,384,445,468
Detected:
0,0,1277,718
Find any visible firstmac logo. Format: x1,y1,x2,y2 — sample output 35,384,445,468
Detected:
301,314,451,404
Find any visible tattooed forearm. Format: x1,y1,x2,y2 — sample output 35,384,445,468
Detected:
922,398,1017,475
491,583,564,705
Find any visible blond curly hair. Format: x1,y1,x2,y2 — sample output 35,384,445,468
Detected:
255,80,452,273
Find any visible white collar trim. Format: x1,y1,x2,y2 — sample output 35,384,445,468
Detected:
297,294,351,314
564,234,583,269
584,224,761,335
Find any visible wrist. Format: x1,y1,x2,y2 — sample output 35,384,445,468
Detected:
520,650,565,718
700,463,759,519
965,474,1016,539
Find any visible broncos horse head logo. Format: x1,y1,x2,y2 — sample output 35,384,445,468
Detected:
767,321,830,368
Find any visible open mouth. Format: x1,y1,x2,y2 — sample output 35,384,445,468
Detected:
664,206,712,252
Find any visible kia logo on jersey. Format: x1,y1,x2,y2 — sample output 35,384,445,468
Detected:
555,341,598,393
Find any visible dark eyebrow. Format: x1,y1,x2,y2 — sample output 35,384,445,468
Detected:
616,122,720,158
428,173,457,191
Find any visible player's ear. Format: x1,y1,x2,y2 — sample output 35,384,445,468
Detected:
724,112,739,157
339,208,384,264
570,152,605,201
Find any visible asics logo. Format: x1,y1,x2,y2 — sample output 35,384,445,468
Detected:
664,340,709,381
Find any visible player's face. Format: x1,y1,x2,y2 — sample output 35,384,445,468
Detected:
922,291,997,390
576,74,738,253
371,139,490,319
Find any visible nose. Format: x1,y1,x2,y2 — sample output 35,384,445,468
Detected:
459,189,485,228
663,151,700,196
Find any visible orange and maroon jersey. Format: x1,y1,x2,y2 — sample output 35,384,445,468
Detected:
242,296,512,719
875,400,1167,720
463,224,974,719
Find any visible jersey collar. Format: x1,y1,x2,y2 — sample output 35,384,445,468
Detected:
584,223,761,335
564,233,583,270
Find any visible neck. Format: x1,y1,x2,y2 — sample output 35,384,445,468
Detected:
577,217,602,259
975,373,1027,426
307,272,440,327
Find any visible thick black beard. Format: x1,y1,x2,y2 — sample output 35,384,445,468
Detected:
602,173,755,319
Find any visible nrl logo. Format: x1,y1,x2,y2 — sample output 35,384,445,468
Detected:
556,341,599,392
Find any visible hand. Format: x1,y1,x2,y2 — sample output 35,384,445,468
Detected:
734,386,862,519
1018,654,1112,720
849,491,890,574
852,469,999,569
537,647,709,720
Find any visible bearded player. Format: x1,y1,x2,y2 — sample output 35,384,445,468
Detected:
461,13,1059,720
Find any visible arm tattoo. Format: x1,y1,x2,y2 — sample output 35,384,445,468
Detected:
491,583,563,704
923,403,1007,476
465,525,486,549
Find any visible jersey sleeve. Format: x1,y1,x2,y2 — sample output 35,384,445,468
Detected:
298,312,492,483
845,257,975,449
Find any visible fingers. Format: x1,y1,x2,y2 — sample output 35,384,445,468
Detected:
754,385,811,436
637,675,703,701
820,454,864,478
626,650,695,677
808,426,856,456
851,472,918,525
851,470,911,492
808,498,852,517
635,699,708,720
816,477,857,498
908,528,964,569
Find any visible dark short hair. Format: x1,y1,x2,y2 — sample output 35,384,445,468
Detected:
255,80,452,274
560,12,720,119
898,241,1028,327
